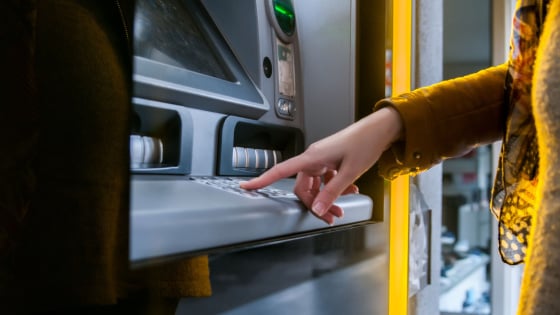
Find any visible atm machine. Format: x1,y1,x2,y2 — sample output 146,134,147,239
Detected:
130,0,393,313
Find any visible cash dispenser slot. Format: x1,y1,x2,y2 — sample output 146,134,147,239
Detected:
218,116,304,176
130,100,193,174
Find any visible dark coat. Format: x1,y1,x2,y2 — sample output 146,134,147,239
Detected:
1,1,210,313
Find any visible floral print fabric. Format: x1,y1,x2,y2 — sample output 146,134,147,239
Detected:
491,0,550,265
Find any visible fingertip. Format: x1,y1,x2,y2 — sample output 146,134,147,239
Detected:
239,178,264,190
238,180,252,190
320,213,335,226
311,200,328,217
331,205,344,218
312,193,339,218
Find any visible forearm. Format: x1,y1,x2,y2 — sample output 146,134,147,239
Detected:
375,63,508,179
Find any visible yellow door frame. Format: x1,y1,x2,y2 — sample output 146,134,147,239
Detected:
388,0,412,314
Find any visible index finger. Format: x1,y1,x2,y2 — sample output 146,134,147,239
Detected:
239,155,309,190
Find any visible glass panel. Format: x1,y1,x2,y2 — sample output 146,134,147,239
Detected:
134,0,232,81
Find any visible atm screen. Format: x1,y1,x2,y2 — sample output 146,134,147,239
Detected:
134,0,232,81
132,0,267,119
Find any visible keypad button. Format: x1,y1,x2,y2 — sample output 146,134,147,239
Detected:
191,177,296,199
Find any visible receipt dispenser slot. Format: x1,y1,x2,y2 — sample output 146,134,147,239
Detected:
218,116,304,176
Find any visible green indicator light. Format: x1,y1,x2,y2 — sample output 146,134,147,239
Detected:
273,0,295,36
274,4,290,16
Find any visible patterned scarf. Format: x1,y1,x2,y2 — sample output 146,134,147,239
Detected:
491,0,550,265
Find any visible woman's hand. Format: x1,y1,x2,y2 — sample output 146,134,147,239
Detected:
240,107,403,225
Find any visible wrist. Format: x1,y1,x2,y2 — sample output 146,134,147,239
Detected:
380,106,404,142
365,106,404,150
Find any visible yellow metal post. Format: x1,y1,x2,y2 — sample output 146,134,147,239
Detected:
388,0,412,314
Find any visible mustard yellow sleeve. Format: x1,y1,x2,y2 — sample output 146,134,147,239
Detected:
375,63,508,180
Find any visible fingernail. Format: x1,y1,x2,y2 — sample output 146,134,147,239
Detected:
312,201,326,216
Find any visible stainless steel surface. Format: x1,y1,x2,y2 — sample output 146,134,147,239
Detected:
217,256,388,315
131,176,373,262
176,238,388,315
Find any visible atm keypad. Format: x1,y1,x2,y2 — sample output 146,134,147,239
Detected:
191,176,297,200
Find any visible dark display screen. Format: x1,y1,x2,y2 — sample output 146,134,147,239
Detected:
134,0,232,81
